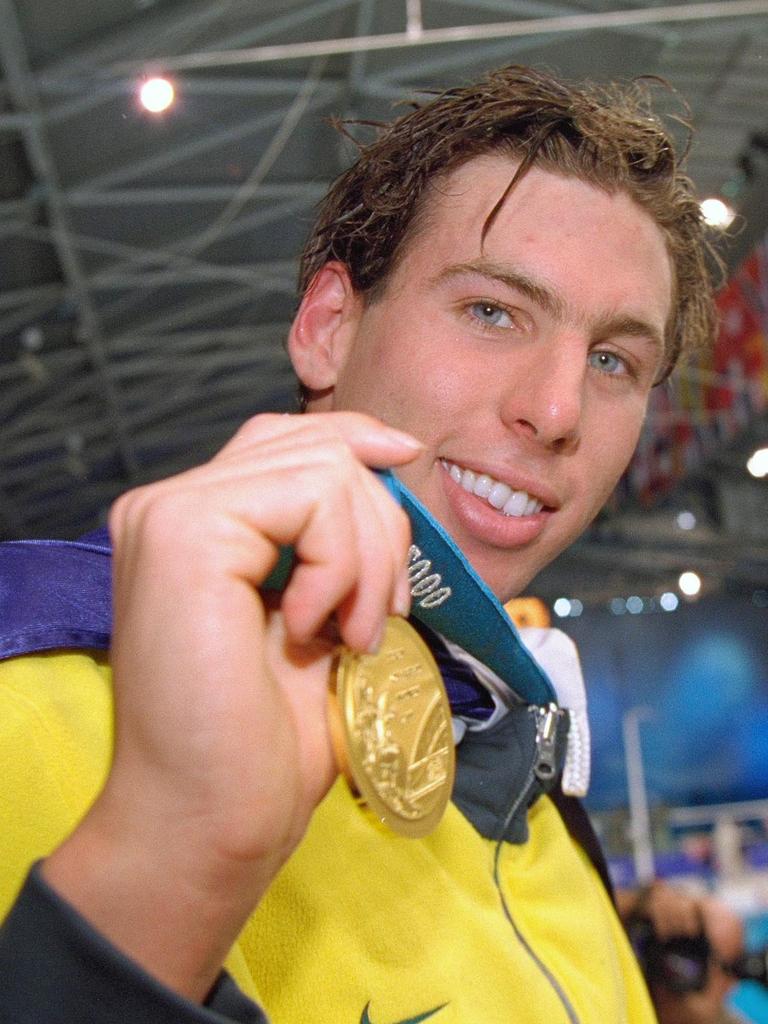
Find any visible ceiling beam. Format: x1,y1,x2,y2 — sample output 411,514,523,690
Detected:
0,283,63,312
120,0,768,73
108,283,281,342
88,264,295,291
8,214,301,296
0,0,140,481
73,92,337,193
39,0,356,87
64,182,326,207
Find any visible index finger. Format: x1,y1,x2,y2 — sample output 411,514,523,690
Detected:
219,411,424,467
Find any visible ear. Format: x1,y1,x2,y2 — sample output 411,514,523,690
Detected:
287,262,363,393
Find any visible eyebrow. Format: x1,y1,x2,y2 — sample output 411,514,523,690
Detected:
433,257,666,360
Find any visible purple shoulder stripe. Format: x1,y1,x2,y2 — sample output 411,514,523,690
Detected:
0,528,113,661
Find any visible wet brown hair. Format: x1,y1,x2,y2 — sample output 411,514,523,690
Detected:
298,63,719,389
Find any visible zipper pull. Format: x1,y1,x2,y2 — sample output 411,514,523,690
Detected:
532,703,561,782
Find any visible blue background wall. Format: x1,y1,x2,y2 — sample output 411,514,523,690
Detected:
558,596,768,811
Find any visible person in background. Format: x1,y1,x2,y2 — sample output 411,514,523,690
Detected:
0,64,718,1023
618,881,747,1024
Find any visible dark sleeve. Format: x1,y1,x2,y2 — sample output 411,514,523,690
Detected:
0,862,269,1024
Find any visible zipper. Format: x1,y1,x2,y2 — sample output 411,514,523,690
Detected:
492,703,581,1024
532,702,560,783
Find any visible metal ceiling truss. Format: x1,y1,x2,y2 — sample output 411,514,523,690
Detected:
1,0,767,607
36,0,359,88
0,0,141,482
122,0,768,73
0,3,329,524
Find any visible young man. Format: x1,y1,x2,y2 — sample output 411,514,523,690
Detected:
0,65,716,1022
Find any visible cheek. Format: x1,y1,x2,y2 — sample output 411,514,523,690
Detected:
588,411,646,504
410,326,492,405
356,326,475,426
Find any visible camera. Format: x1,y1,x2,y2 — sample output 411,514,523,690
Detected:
630,917,768,994
631,918,712,993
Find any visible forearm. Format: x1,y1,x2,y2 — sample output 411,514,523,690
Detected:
0,862,268,1024
40,777,293,1004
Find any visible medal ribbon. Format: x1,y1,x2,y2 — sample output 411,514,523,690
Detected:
264,470,555,706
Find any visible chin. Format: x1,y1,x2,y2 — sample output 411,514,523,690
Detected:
478,565,536,605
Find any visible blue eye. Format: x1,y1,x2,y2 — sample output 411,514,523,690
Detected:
470,302,513,328
589,350,627,375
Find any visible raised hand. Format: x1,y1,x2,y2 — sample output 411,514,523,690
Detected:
42,411,422,1001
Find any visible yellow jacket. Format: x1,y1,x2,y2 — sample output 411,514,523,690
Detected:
0,648,656,1023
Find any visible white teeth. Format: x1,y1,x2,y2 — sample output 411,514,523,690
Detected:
503,490,529,517
442,460,544,517
473,474,493,498
488,482,511,509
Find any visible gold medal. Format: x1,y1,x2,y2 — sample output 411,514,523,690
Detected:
328,616,455,838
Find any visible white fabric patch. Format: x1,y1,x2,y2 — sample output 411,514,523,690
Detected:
518,627,591,797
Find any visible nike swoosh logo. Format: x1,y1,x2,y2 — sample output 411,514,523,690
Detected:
360,1001,447,1024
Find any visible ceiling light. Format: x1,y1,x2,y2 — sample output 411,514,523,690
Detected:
700,197,735,228
138,77,175,114
626,595,644,614
659,592,679,611
676,510,697,530
553,598,571,618
20,325,43,351
747,447,768,478
678,571,701,597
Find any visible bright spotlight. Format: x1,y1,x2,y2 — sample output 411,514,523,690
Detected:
678,571,701,597
139,76,175,114
747,447,768,478
659,592,679,612
553,598,571,618
700,197,735,229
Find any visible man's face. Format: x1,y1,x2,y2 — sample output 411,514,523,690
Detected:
308,155,672,601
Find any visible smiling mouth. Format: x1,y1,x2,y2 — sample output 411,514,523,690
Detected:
440,459,545,517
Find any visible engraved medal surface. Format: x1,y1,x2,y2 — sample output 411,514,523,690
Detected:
329,616,455,838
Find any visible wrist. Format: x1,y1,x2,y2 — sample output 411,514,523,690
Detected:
41,786,281,1003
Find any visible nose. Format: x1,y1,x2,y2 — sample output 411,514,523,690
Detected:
499,334,585,453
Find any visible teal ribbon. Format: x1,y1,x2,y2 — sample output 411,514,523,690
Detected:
265,469,555,706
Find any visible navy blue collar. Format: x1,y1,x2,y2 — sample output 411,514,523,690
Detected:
0,530,112,661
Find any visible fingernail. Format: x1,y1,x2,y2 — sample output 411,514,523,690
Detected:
393,573,412,618
367,620,385,655
385,429,424,451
